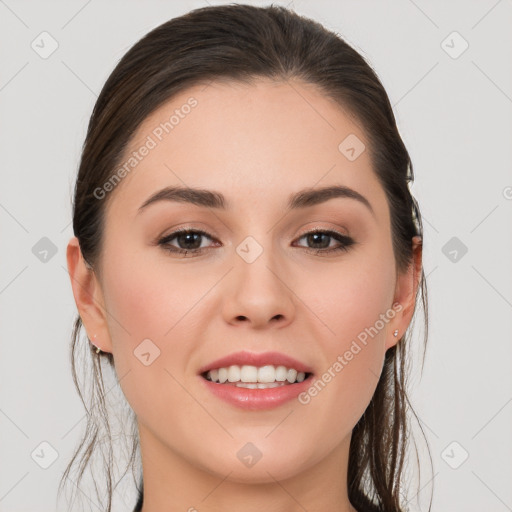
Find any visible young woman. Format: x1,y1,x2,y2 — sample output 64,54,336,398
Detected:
62,4,429,512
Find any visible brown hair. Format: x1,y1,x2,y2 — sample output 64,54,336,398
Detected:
60,4,431,512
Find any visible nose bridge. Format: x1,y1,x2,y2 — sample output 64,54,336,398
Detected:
221,232,296,328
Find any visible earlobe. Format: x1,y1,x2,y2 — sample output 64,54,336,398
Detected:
385,321,401,351
66,237,113,353
386,236,423,350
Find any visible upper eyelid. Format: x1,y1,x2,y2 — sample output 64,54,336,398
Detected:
160,227,350,245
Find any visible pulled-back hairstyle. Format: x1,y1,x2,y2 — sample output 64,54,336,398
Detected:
60,4,431,512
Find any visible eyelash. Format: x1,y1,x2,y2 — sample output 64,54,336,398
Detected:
157,227,355,257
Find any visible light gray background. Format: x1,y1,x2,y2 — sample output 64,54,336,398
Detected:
1,1,511,511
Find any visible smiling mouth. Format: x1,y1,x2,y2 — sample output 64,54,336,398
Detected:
200,370,313,388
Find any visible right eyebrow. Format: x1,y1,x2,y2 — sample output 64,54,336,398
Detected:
138,186,226,214
136,184,375,218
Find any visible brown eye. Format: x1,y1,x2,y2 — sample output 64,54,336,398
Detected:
294,229,355,255
158,228,216,256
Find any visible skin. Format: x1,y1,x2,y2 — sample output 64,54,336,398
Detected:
67,78,422,512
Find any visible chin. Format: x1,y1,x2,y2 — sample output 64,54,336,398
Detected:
197,444,316,484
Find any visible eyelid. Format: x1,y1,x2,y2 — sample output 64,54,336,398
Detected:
158,225,349,244
157,227,218,245
295,225,348,238
157,225,355,258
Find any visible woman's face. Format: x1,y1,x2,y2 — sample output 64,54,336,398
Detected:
71,78,418,485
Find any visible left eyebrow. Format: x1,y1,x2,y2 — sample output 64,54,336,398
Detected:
287,185,375,217
137,184,374,217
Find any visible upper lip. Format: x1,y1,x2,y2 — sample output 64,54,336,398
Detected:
198,350,314,375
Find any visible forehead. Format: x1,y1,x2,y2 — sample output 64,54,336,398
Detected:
104,78,387,221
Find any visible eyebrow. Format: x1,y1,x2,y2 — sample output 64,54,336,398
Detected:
137,184,374,217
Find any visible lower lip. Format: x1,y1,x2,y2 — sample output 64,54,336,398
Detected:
199,374,314,410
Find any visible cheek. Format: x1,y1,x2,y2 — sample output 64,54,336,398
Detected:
100,252,204,423
99,250,201,416
305,242,395,351
102,250,205,345
100,244,224,378
295,244,395,430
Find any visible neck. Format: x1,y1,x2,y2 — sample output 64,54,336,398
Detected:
137,422,357,512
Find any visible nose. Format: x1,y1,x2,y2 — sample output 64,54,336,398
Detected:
221,246,296,330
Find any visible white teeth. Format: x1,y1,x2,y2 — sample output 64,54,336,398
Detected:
227,366,240,382
240,365,258,382
257,382,282,388
286,368,297,383
235,382,284,389
218,368,228,383
275,366,288,381
205,364,309,384
258,365,277,383
236,382,259,389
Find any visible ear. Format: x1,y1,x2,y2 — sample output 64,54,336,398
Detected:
66,236,113,353
385,235,423,350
